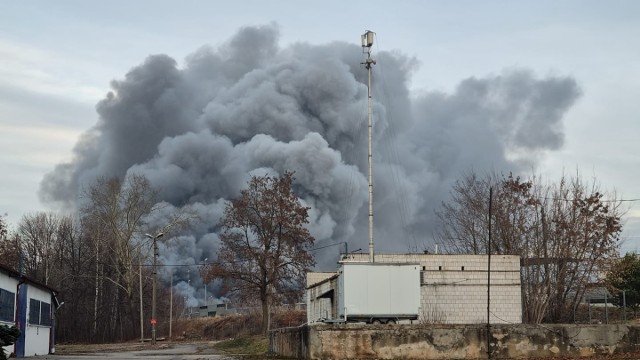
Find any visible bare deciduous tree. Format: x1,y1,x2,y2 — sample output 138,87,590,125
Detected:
0,176,197,343
436,171,623,323
0,214,20,269
0,215,6,241
83,174,158,298
16,212,61,284
79,173,198,342
208,172,315,335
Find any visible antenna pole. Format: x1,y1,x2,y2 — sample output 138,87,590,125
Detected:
361,30,376,263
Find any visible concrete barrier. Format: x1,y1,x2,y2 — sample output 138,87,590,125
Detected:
270,323,640,359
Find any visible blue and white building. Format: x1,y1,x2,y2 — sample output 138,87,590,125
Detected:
0,263,60,357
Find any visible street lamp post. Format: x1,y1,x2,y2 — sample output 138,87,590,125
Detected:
186,271,191,318
203,258,208,316
145,232,164,345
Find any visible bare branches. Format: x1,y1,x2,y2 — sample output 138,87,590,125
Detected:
82,174,159,299
206,171,315,334
436,170,624,323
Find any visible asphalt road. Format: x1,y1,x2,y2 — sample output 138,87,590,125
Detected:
37,343,239,360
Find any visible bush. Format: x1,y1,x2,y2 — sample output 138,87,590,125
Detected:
0,325,20,360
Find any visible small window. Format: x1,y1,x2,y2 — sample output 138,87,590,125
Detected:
438,266,442,271
461,266,465,271
422,266,426,271
0,289,15,322
40,302,51,326
29,299,40,325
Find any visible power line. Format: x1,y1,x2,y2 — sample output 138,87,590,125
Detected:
538,197,640,203
98,262,207,267
309,242,346,252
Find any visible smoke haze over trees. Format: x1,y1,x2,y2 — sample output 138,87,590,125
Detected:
37,24,581,309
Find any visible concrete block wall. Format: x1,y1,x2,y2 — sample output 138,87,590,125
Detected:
420,255,521,324
306,272,336,287
420,285,521,324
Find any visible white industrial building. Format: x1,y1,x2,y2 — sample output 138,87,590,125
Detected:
307,253,522,324
0,263,59,357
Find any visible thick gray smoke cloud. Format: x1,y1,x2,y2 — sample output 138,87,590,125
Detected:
39,24,581,305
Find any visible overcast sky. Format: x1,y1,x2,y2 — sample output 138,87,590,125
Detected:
1,1,639,253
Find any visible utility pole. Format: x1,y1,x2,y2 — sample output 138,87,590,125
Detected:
186,269,191,318
146,232,164,345
139,265,144,342
623,290,627,322
487,187,493,360
203,258,208,316
169,270,173,340
361,30,376,263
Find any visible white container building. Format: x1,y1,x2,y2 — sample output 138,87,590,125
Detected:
0,263,60,357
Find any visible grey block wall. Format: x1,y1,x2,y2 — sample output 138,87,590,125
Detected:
341,253,522,324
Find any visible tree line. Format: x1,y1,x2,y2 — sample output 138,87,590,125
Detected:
0,175,195,342
0,171,314,341
0,168,633,342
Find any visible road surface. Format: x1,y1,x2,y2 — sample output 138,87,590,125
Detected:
38,343,239,360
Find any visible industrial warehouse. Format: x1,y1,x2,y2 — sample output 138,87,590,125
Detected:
306,253,522,325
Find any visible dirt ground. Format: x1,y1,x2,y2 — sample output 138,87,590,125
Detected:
56,341,160,354
47,311,301,358
48,341,236,359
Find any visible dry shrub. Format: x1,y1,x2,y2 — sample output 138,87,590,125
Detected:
272,308,306,328
171,317,212,340
171,309,307,341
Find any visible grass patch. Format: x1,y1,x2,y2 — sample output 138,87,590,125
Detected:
212,335,268,355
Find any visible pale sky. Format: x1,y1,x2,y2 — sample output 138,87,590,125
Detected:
1,1,639,252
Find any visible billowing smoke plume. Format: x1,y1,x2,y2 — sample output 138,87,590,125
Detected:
39,24,581,305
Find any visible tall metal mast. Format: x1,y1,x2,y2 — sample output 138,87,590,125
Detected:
361,30,376,263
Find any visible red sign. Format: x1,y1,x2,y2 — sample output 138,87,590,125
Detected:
150,319,157,325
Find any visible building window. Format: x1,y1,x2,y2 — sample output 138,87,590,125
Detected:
40,302,51,326
29,299,39,325
0,288,15,322
28,299,52,326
